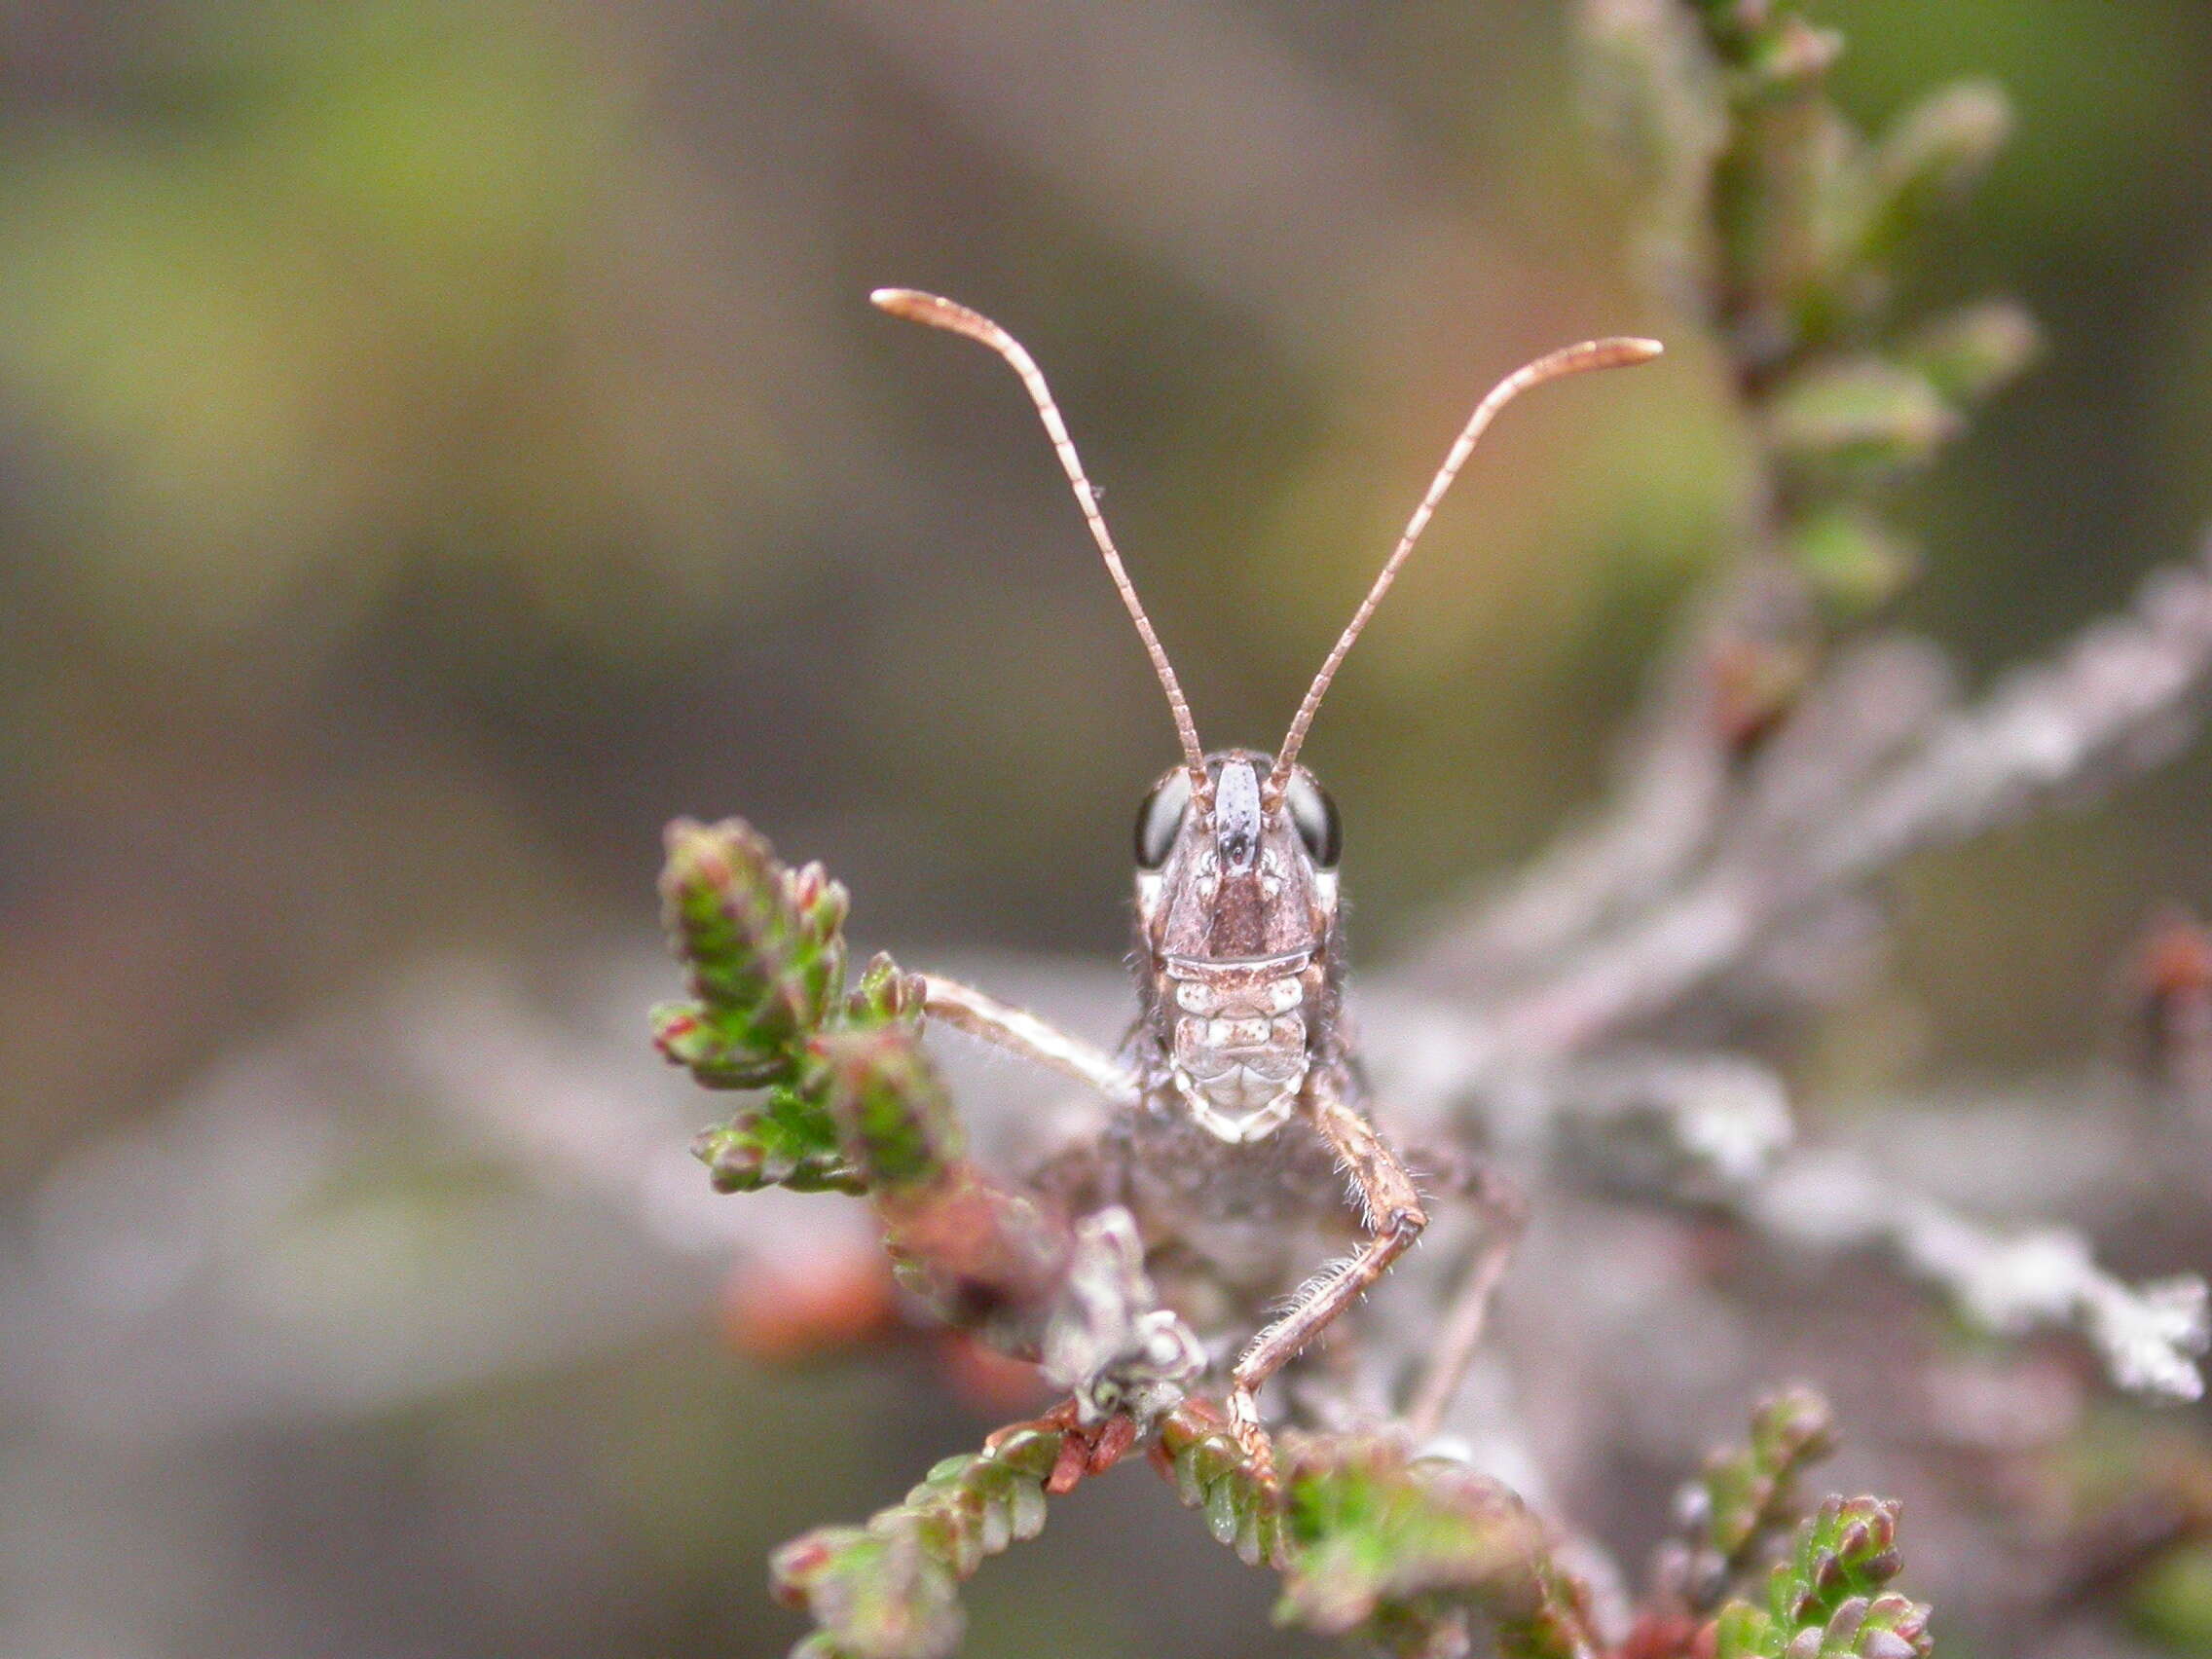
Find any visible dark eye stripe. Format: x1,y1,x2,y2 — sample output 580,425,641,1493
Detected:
1285,773,1342,868
1134,769,1193,868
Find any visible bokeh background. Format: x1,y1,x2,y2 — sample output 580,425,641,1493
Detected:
5,3,2212,1657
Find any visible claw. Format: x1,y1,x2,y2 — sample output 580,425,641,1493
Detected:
1226,1387,1277,1484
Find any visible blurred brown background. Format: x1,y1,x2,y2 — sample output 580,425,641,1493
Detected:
5,4,2212,1657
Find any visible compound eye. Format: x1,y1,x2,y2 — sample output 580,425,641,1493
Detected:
1284,772,1342,868
1134,769,1194,869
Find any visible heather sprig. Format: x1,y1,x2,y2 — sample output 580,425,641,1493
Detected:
1581,0,2037,723
653,816,941,1198
1714,1497,1932,1659
1272,1434,1595,1659
1154,1401,1294,1569
653,816,857,1088
655,815,1080,1352
1679,1386,1839,1608
771,1421,1070,1659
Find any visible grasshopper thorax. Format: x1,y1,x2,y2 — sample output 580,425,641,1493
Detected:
1132,751,1342,1144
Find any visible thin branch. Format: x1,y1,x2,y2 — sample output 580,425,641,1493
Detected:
1486,543,2212,1056
1748,1147,2210,1401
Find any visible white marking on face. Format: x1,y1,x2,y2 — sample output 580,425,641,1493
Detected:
1135,870,1165,920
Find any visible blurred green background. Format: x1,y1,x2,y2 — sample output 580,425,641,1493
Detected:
4,3,2212,1656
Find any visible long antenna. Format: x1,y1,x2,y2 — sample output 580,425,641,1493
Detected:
1269,335,1663,794
872,288,1209,790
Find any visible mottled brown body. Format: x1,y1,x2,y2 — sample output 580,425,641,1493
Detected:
1096,750,1426,1440
1097,1069,1354,1319
1119,761,1349,1293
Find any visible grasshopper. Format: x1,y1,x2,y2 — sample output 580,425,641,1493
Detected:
871,289,1658,1460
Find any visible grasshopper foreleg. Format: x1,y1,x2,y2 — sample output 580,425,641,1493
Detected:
1225,1083,1427,1458
919,973,1139,1105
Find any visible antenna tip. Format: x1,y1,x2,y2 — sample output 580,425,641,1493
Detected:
871,287,1001,345
1572,336,1665,370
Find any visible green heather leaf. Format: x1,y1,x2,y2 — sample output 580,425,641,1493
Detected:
1846,81,2011,272
656,816,951,1198
690,1087,862,1195
846,950,926,1028
1716,1495,1932,1659
1157,1406,1290,1571
1767,359,1960,476
1685,1387,1839,1609
655,816,849,1084
1785,508,1918,616
1904,300,2042,408
771,1420,1075,1659
812,1027,963,1193
1581,0,2036,653
1273,1435,1592,1659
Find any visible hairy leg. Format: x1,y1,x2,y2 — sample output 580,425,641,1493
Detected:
1226,1082,1427,1456
920,973,1139,1104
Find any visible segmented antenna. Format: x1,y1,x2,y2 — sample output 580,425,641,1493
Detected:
872,288,1210,790
1268,335,1663,794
